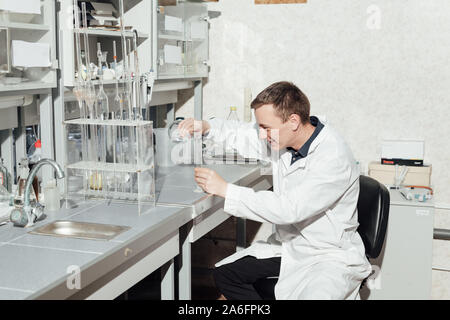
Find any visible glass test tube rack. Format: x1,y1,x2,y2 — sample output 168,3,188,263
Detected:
64,118,156,215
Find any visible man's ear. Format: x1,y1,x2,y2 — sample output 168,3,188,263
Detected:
289,114,301,131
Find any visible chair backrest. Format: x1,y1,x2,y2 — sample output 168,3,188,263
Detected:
357,175,390,259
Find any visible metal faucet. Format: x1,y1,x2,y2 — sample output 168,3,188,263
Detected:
22,159,65,227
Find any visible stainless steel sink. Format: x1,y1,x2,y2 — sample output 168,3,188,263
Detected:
29,220,130,241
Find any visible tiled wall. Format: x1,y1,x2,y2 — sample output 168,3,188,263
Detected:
176,0,450,298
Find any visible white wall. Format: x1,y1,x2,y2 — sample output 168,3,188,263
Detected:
176,0,450,298
178,0,450,202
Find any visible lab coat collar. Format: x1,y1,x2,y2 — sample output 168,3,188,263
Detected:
287,116,324,164
282,123,329,176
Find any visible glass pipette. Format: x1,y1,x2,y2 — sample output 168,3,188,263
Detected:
96,42,109,121
82,2,101,195
119,0,132,122
112,40,123,196
72,0,89,197
133,30,142,120
118,0,135,198
126,37,137,198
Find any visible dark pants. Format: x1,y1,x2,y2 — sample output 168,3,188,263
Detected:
213,256,281,300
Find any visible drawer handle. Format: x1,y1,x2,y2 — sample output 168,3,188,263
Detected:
124,248,133,257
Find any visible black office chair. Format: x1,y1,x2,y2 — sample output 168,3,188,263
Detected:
357,175,390,259
253,175,390,299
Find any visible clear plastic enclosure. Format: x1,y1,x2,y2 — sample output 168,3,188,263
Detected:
64,119,156,215
0,0,43,25
184,3,208,77
157,2,209,78
0,0,56,90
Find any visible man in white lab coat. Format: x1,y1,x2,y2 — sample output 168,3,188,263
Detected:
179,81,371,300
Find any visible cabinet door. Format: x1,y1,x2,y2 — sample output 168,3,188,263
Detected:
156,1,209,79
156,3,185,78
361,203,434,299
0,0,57,91
0,27,10,73
184,2,209,77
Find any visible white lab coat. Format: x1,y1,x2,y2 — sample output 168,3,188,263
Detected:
206,117,372,300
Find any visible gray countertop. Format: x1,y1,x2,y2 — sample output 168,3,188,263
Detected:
0,163,266,300
389,188,434,208
0,202,190,300
155,163,266,217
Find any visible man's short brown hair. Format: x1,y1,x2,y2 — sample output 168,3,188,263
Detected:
251,81,310,124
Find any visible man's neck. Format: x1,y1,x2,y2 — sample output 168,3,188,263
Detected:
290,122,316,151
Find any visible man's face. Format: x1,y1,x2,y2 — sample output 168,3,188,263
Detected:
254,104,296,150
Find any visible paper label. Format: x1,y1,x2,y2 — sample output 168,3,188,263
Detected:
416,209,430,216
164,45,182,65
0,0,40,14
11,40,51,68
165,15,183,33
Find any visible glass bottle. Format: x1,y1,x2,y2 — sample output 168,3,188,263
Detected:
168,118,189,143
226,107,239,157
28,139,42,164
227,106,240,121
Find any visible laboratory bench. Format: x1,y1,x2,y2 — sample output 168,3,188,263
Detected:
155,163,273,300
0,201,191,300
0,163,272,300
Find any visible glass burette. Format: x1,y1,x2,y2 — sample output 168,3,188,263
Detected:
119,0,135,199
112,40,124,197
96,42,110,198
72,0,89,196
81,2,100,196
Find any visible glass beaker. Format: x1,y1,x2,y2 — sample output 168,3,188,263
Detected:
168,119,190,142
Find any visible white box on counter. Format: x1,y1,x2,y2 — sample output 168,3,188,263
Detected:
368,161,432,187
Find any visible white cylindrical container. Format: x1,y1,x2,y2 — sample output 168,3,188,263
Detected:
154,128,175,167
43,180,60,212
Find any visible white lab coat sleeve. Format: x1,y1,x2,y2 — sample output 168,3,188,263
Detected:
224,157,354,225
205,118,270,161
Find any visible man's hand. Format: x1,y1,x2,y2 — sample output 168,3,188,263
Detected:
178,118,211,138
194,168,228,198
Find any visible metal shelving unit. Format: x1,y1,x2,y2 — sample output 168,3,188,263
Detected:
0,0,58,92
0,0,58,187
53,0,211,193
